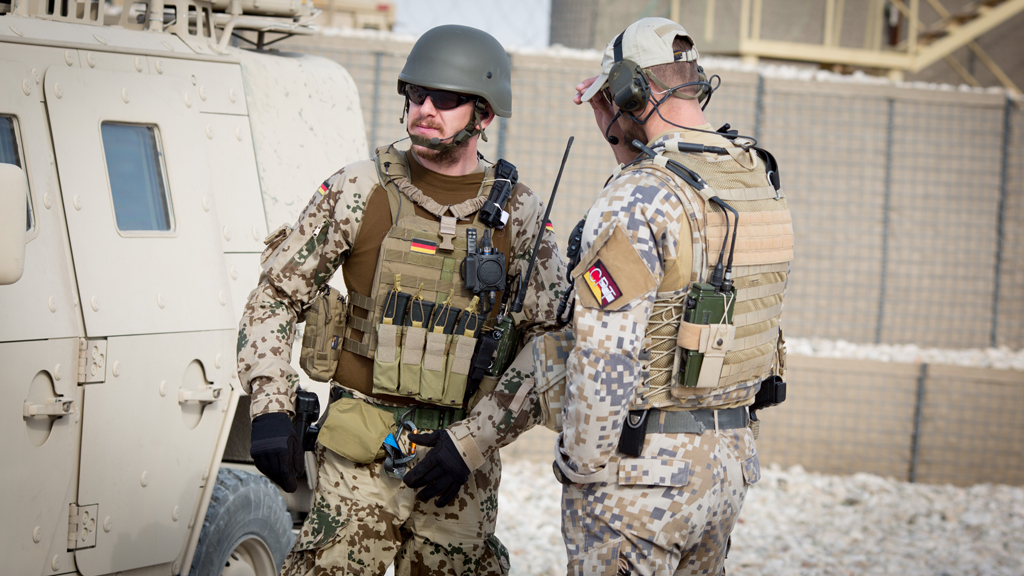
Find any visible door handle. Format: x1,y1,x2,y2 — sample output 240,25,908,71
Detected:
23,397,76,418
178,386,223,404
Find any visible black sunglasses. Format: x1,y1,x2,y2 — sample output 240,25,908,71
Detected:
404,84,475,110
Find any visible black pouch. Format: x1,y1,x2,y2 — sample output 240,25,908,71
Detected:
617,410,648,457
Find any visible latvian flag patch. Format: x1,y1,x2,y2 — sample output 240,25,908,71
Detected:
317,180,330,196
410,238,438,255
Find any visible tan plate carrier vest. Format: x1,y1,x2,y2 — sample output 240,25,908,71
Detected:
340,147,510,408
633,138,794,409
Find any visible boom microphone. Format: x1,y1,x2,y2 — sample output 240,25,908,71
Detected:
604,110,622,145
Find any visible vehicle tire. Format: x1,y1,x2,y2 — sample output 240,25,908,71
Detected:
190,468,295,576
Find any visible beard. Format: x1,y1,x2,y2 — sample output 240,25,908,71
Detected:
409,115,469,168
618,116,649,155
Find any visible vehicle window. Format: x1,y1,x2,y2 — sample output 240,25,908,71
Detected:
101,122,173,232
0,115,33,232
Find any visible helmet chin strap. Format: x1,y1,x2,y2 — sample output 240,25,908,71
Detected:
408,100,489,152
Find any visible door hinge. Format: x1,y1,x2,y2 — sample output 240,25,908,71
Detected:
77,338,107,384
68,503,99,550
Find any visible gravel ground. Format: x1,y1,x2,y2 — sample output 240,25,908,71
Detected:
495,459,1024,576
787,338,1024,371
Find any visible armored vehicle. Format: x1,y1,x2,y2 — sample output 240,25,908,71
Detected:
0,0,367,573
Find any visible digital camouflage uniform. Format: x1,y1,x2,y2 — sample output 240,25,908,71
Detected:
237,154,566,575
555,128,786,576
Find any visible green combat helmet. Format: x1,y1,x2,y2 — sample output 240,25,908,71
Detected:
398,25,512,150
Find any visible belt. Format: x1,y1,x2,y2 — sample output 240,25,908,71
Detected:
628,406,749,435
331,388,466,431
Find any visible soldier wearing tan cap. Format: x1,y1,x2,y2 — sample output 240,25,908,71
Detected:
555,17,794,575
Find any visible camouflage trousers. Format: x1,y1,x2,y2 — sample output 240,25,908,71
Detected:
283,441,511,576
561,426,760,576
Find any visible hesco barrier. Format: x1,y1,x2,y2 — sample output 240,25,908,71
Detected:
276,34,1024,485
282,34,1024,351
501,355,1024,487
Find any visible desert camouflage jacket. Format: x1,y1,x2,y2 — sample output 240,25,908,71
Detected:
237,154,567,466
554,128,755,484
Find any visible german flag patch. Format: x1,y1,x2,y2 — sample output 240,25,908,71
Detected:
545,220,555,233
317,180,330,196
410,238,438,255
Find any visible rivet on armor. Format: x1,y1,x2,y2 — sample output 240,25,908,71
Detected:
223,227,232,241
64,50,74,66
53,363,62,380
32,526,41,543
134,57,143,72
90,295,99,311
51,555,60,572
161,40,174,52
184,92,192,108
48,297,56,313
93,34,107,45
155,59,163,74
229,266,238,280
218,291,226,306
54,83,63,99
251,226,260,241
199,86,207,101
202,196,210,212
72,194,81,210
159,380,167,397
9,24,23,36
121,88,129,104
172,505,179,521
206,125,214,139
235,127,243,141
103,517,112,532
43,193,51,209
22,79,31,96
112,360,121,377
86,53,95,68
229,88,237,103
140,471,149,487
215,353,223,368
157,293,165,309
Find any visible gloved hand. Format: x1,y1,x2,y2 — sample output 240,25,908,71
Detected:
250,412,304,493
402,430,470,507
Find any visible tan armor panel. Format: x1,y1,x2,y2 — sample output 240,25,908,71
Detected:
336,148,512,407
636,142,793,409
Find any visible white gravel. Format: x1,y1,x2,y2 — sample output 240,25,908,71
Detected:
787,337,1024,371
495,459,1024,576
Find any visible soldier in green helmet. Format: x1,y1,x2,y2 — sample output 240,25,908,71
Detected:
236,24,568,575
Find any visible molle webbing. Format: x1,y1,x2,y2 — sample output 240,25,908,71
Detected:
636,145,792,401
341,148,509,362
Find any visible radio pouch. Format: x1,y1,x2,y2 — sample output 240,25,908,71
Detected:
299,285,348,382
317,397,397,464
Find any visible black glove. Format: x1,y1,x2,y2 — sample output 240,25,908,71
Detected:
250,412,304,493
402,430,470,507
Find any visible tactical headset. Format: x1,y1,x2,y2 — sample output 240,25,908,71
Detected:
605,31,711,116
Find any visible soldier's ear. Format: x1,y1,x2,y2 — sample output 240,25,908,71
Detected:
477,102,495,130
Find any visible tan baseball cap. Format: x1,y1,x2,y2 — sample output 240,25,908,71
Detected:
580,17,699,103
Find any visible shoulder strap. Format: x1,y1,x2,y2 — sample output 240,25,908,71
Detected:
374,145,408,226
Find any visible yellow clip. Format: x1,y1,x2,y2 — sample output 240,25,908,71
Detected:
414,283,425,301
393,274,401,293
464,296,480,315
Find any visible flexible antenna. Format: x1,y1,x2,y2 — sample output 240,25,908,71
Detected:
512,136,574,313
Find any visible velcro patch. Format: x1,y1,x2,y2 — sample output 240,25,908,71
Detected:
410,238,438,255
584,260,622,308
